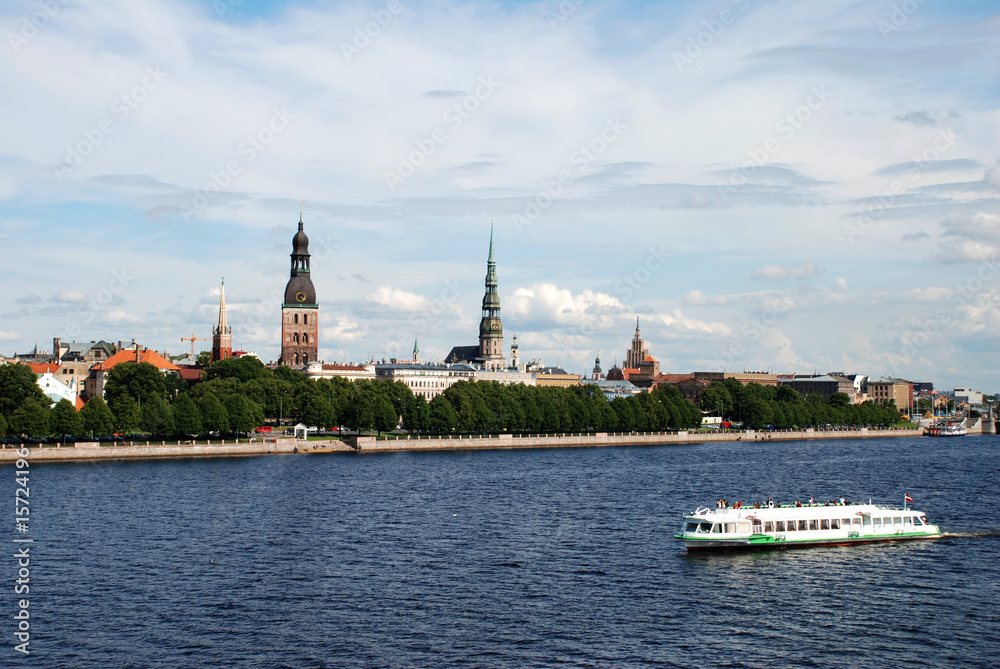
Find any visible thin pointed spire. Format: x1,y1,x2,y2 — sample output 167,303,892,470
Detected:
218,278,228,330
488,215,495,263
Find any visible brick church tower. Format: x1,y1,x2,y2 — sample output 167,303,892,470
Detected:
211,279,232,362
279,214,318,366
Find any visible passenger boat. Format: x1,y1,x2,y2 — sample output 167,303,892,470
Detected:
926,422,967,437
674,498,942,551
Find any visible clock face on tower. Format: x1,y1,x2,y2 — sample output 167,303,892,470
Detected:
295,291,307,303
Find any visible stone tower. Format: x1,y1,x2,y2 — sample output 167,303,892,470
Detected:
279,214,318,366
211,278,232,362
478,222,505,371
625,318,648,369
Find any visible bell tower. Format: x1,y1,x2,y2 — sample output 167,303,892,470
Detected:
279,214,319,366
478,221,505,371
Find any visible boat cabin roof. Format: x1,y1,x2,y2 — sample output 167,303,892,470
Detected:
685,503,924,522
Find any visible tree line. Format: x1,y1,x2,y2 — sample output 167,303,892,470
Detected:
0,357,704,439
0,358,905,440
700,378,903,429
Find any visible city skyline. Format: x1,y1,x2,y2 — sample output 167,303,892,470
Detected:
1,0,998,390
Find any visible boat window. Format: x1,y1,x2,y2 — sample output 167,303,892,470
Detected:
764,522,774,532
894,517,902,525
820,519,830,530
842,518,852,526
798,520,808,531
738,522,751,533
917,516,926,525
873,518,882,527
775,521,785,532
858,517,867,526
809,520,819,531
686,523,698,532
699,523,712,533
904,516,912,525
785,521,795,532
711,524,722,533
830,519,840,530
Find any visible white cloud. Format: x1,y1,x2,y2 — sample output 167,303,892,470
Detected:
0,331,23,342
367,284,430,313
751,262,822,280
51,290,88,304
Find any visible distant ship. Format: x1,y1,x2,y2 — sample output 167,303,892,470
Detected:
926,422,967,437
674,498,941,551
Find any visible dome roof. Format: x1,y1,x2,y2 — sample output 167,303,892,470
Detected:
292,218,309,255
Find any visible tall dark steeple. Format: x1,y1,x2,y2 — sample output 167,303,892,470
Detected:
478,220,505,370
211,278,232,362
279,213,319,366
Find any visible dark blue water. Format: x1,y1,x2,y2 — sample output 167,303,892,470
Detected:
13,436,1000,667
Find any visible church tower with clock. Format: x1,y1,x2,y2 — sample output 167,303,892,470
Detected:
279,214,318,366
478,222,505,370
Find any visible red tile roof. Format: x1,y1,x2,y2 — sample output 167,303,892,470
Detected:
93,348,181,372
27,363,61,374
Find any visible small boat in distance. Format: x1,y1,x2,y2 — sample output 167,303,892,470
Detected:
675,496,942,551
926,422,967,437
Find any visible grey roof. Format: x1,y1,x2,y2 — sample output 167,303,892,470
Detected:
376,362,476,372
445,345,482,364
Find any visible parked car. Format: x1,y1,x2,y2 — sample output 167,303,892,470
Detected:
254,426,273,433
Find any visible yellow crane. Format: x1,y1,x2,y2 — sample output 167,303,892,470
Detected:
181,332,202,357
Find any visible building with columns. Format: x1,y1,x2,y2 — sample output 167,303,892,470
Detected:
211,279,232,362
279,215,319,366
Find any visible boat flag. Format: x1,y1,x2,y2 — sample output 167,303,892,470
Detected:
905,493,913,503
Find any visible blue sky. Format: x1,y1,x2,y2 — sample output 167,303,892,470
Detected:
1,0,999,391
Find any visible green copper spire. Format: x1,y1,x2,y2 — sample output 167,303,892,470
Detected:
488,216,495,263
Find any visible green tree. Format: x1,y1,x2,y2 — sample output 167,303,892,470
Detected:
428,395,458,433
9,397,51,437
701,381,734,417
195,350,212,367
0,363,50,419
830,392,851,408
172,393,202,435
140,394,175,435
51,398,84,438
402,394,430,433
743,397,774,430
0,412,6,436
372,394,398,436
223,394,260,435
81,396,114,437
104,362,167,407
205,356,270,382
198,393,229,433
301,395,337,429
110,395,140,434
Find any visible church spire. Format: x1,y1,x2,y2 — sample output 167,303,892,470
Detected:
413,335,419,363
478,218,505,370
211,278,232,362
218,278,228,331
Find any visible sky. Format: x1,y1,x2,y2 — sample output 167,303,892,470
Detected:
1,0,998,391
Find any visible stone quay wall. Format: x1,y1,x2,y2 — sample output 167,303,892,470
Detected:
0,438,300,463
340,428,924,454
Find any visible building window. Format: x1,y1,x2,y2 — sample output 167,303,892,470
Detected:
294,314,299,324
303,315,308,325
303,334,308,344
294,334,299,345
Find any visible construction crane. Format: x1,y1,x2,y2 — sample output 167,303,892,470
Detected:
181,332,202,357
